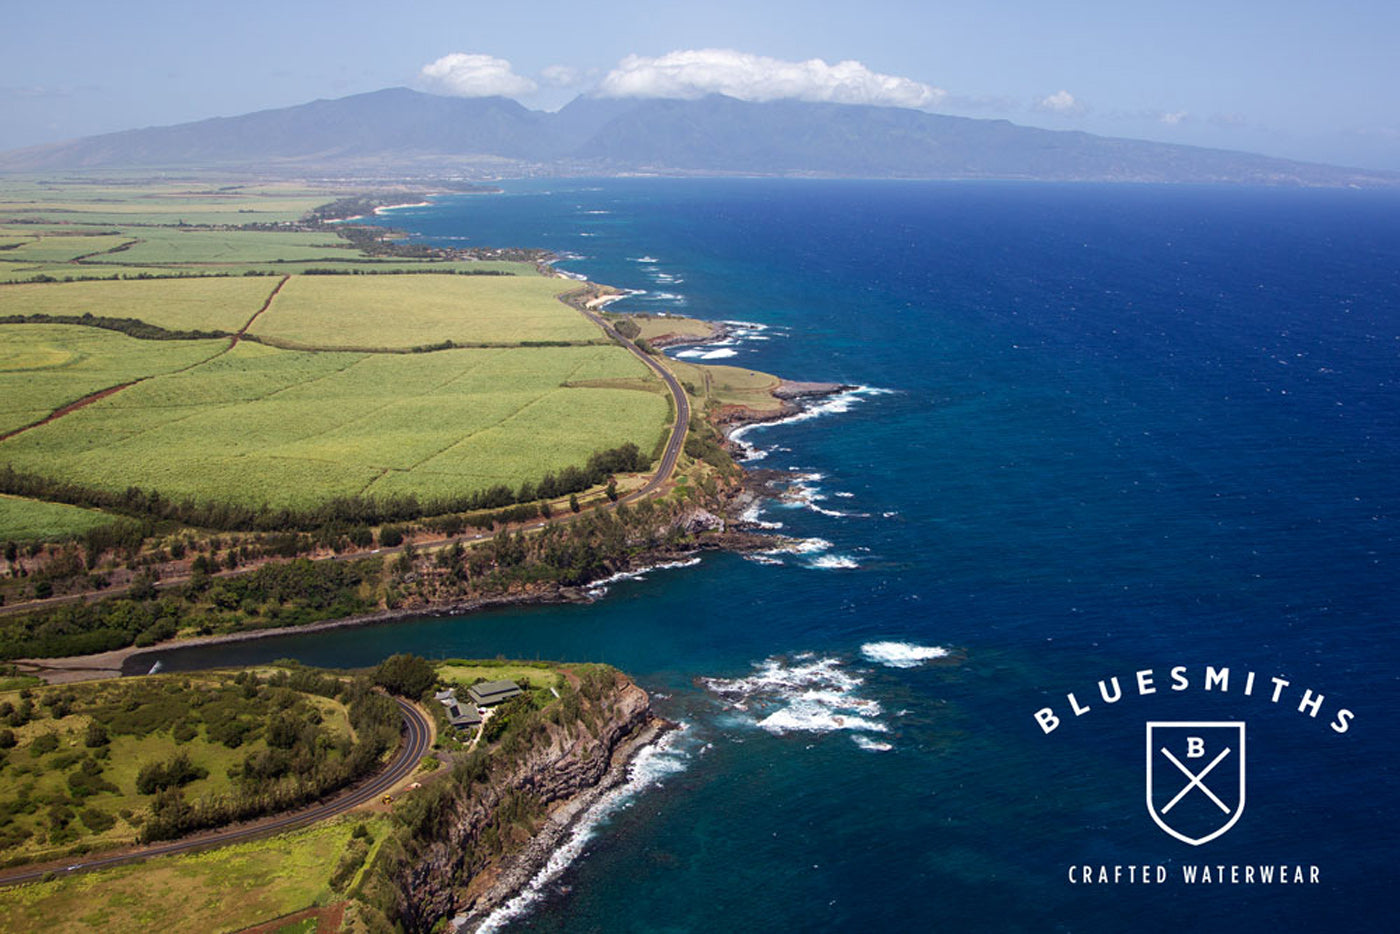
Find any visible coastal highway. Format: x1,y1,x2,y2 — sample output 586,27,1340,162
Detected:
0,696,431,888
575,292,691,503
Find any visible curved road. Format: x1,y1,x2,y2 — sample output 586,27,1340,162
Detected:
0,696,431,888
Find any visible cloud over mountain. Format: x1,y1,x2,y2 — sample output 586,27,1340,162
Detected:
420,53,537,98
1036,89,1082,114
597,49,944,110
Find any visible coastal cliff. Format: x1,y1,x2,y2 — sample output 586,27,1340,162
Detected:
355,669,663,933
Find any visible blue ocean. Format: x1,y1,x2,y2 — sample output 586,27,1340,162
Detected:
151,180,1398,932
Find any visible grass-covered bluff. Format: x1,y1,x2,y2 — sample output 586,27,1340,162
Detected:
0,656,654,934
0,665,400,865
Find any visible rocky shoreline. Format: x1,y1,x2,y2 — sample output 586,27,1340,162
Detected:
451,716,674,932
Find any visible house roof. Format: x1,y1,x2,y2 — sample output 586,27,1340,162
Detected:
468,679,524,704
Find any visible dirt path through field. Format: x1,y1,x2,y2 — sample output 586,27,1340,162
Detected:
231,274,288,346
0,380,140,443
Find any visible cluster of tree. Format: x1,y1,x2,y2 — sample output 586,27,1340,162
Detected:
135,750,207,794
335,224,437,259
0,312,229,341
0,557,375,660
371,654,437,699
141,673,401,843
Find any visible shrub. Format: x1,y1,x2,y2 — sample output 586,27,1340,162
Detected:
30,732,59,755
84,721,110,748
135,751,208,795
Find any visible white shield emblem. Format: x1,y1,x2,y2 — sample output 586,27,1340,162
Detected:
1145,721,1246,846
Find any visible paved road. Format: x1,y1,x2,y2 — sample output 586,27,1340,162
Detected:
3,290,690,622
0,696,431,888
574,294,691,503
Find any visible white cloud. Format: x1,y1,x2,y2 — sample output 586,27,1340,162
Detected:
420,53,537,99
596,49,944,109
540,65,588,88
1036,89,1082,114
1159,110,1188,126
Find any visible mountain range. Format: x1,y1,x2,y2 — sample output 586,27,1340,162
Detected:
2,87,1393,187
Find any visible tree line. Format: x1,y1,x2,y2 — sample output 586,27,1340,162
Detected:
0,442,650,537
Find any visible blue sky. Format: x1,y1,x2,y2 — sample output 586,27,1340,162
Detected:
3,0,1397,169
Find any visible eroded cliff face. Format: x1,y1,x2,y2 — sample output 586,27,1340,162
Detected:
391,676,658,932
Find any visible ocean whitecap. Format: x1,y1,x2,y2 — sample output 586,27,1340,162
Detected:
700,655,886,739
860,641,950,668
807,554,859,570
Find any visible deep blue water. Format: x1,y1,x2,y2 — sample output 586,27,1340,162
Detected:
154,181,1398,931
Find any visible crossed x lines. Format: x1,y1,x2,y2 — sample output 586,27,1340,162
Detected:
1158,745,1233,814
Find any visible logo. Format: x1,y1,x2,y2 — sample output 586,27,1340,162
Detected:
1145,721,1245,846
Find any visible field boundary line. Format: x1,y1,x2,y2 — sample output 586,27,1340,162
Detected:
0,380,142,443
232,274,289,346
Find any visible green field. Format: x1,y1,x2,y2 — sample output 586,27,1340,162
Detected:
251,274,598,349
91,227,361,266
629,313,718,342
0,179,692,531
0,816,380,933
0,234,137,264
0,277,275,332
0,324,227,435
0,340,668,508
0,494,116,541
0,180,333,227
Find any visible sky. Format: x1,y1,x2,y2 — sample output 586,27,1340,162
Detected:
2,0,1398,170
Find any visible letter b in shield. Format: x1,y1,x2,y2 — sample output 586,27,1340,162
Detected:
1146,722,1246,846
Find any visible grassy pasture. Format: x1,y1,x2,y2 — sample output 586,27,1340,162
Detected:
0,180,333,226
0,263,209,284
252,274,598,349
0,494,116,541
0,342,669,508
436,661,562,691
0,816,380,933
629,313,718,342
0,324,226,435
93,228,361,266
0,234,137,264
0,277,276,332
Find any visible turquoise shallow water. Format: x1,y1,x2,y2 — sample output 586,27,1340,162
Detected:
148,181,1399,932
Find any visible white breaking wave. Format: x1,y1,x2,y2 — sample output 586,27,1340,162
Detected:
729,386,894,459
852,735,894,752
737,501,783,530
772,472,869,520
469,726,692,934
807,554,859,570
700,655,888,739
762,536,832,555
585,557,701,597
630,255,660,263
860,641,950,668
